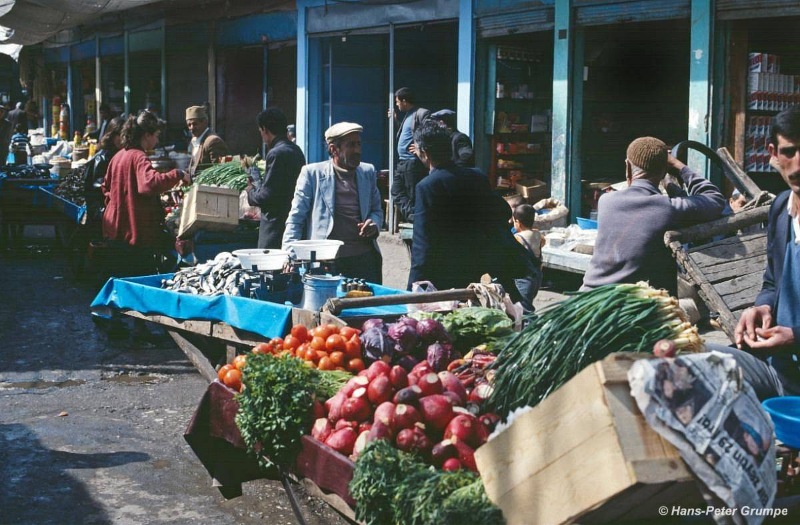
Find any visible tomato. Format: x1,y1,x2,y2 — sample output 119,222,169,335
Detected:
252,342,271,355
325,323,341,335
218,364,235,382
270,337,284,348
347,358,365,373
232,354,248,371
311,324,334,340
290,324,309,342
339,326,360,341
325,334,346,353
345,336,361,359
283,334,302,351
318,356,334,371
329,351,345,368
223,368,243,391
310,336,327,352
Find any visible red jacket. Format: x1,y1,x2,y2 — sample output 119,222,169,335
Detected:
102,148,182,248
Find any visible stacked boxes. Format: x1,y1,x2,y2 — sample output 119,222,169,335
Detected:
747,53,800,112
745,116,772,173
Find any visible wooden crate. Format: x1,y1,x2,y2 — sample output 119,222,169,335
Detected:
515,178,548,203
475,353,702,525
178,184,240,239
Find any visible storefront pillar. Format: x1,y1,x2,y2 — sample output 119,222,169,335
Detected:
66,52,73,134
296,0,310,157
551,0,581,219
688,0,714,176
457,0,474,136
95,36,101,125
124,30,130,115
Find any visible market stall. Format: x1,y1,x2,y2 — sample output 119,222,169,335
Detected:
173,279,800,525
0,165,69,248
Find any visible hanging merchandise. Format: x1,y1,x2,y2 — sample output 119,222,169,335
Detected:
51,96,61,138
59,103,69,140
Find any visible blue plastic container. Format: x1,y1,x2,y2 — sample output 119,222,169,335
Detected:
576,217,598,229
762,396,800,448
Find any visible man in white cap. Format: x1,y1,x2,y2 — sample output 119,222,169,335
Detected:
185,104,228,175
282,122,383,283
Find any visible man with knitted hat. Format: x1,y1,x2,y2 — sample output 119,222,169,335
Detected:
185,104,228,176
581,136,724,296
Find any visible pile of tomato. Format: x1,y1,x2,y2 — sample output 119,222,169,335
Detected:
246,323,364,373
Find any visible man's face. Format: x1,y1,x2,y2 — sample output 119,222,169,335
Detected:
186,118,208,138
395,97,411,112
330,132,361,170
769,134,800,195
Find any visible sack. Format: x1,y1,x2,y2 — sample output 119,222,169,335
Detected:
408,281,459,313
239,190,260,220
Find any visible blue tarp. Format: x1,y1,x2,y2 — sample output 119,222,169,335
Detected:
90,274,410,339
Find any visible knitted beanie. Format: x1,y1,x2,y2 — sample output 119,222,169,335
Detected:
626,136,667,174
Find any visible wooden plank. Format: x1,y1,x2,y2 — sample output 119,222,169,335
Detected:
664,205,770,245
169,330,218,383
323,289,478,316
122,309,213,336
688,236,767,269
716,147,764,200
696,254,767,283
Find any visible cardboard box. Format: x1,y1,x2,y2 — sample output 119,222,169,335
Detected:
475,353,702,525
515,178,548,203
177,184,240,239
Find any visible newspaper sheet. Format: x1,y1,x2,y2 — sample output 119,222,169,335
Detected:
628,352,777,525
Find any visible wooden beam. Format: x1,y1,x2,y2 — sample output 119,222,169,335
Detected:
323,289,478,316
169,330,218,383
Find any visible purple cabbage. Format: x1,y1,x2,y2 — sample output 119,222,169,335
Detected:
361,327,394,364
396,316,418,330
426,342,458,372
416,318,449,344
397,354,420,372
361,318,386,333
387,322,419,354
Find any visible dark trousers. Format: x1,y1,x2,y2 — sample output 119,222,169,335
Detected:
335,248,382,284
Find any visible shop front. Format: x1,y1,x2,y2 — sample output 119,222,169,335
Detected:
717,1,800,196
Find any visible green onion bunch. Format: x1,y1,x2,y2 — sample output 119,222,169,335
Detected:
192,161,249,191
488,282,703,418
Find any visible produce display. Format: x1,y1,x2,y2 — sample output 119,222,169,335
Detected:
191,161,249,192
488,281,703,418
350,440,503,525
213,282,710,523
52,165,88,205
0,164,53,179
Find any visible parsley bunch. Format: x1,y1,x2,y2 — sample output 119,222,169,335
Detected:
235,354,320,469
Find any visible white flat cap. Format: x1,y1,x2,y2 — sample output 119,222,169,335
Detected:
325,122,363,143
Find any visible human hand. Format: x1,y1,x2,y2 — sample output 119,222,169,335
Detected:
666,154,685,177
358,219,378,238
743,325,795,351
408,143,417,154
734,305,773,349
180,170,192,186
388,108,396,120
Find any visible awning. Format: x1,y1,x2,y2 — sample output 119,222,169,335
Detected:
0,0,164,56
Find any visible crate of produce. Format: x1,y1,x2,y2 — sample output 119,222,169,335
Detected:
515,178,548,202
177,184,240,239
37,186,87,224
475,353,703,525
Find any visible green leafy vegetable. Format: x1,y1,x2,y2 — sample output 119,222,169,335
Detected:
192,161,249,191
350,440,504,525
488,282,703,418
317,369,352,399
411,307,514,352
235,354,319,469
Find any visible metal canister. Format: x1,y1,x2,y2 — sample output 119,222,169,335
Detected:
300,274,342,312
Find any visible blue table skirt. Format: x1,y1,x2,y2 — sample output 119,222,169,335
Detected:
90,274,409,339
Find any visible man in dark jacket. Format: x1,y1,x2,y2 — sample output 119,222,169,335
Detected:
430,109,474,167
247,108,306,249
718,105,800,399
408,120,525,302
580,136,725,297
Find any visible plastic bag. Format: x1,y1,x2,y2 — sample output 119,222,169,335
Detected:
407,281,460,313
239,190,261,220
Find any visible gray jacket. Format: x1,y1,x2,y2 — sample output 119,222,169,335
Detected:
581,166,725,296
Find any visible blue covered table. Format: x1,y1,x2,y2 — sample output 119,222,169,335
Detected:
90,274,411,381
